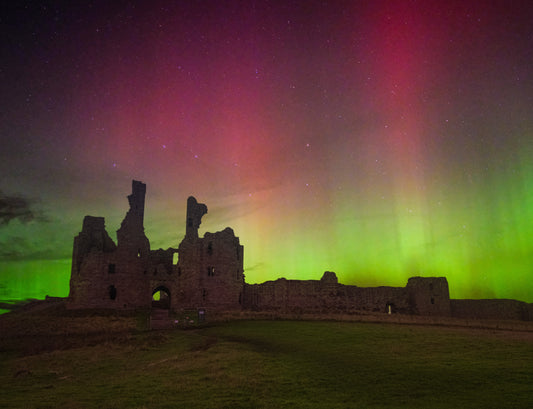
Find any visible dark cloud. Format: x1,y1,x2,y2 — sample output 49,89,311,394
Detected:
0,236,70,261
242,262,266,273
0,191,47,225
0,299,41,312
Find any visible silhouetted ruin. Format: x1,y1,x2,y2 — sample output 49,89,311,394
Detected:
69,181,533,321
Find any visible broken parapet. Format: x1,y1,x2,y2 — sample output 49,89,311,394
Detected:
69,215,117,305
71,216,116,274
185,196,208,239
116,180,150,257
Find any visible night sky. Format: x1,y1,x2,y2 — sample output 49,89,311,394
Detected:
1,0,533,306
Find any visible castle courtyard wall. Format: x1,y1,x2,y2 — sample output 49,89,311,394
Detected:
451,299,532,321
243,279,411,314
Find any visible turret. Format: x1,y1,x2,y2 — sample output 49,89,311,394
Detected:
185,196,207,240
407,276,451,316
116,180,150,257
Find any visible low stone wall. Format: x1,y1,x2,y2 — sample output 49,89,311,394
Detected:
243,279,410,314
451,299,532,321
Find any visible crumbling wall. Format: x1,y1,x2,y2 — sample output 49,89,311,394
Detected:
348,286,410,313
176,197,244,310
71,216,116,275
185,196,207,239
176,196,209,308
69,182,153,310
243,272,410,314
451,299,531,321
243,279,320,312
116,180,150,258
69,216,117,306
199,228,244,309
149,248,176,276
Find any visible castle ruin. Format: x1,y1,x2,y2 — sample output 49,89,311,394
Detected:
69,181,532,321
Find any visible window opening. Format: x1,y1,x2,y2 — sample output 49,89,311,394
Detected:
108,263,116,274
108,285,117,300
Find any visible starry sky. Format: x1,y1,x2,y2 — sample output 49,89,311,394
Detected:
1,0,533,308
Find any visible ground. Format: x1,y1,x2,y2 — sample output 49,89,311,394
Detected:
0,302,532,408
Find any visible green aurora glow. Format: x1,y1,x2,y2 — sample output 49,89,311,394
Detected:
1,1,533,305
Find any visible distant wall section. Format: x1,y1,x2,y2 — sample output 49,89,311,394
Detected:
243,273,450,316
451,299,532,321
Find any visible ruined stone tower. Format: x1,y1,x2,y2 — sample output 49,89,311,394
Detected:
177,197,244,310
116,180,150,258
69,181,153,309
185,196,208,240
406,276,451,316
69,181,245,312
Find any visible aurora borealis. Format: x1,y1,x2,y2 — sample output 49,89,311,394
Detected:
1,0,533,307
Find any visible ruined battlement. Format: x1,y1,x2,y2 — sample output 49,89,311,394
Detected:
71,216,116,275
185,196,208,240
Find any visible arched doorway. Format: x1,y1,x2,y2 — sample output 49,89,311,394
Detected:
152,286,171,309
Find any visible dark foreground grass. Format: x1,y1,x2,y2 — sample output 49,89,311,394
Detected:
1,319,532,408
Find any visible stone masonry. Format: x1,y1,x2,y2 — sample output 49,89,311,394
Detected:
69,180,244,311
69,180,532,321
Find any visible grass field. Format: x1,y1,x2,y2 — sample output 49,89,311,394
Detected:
0,312,532,408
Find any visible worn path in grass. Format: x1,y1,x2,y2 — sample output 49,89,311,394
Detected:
0,317,532,408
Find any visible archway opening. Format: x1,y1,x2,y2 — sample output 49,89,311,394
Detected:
152,286,171,309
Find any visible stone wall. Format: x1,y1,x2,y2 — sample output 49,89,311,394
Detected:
69,216,117,307
68,180,531,321
244,272,417,315
69,182,244,312
451,299,532,321
406,277,451,316
176,197,244,310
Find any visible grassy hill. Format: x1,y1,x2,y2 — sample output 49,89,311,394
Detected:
0,305,532,408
